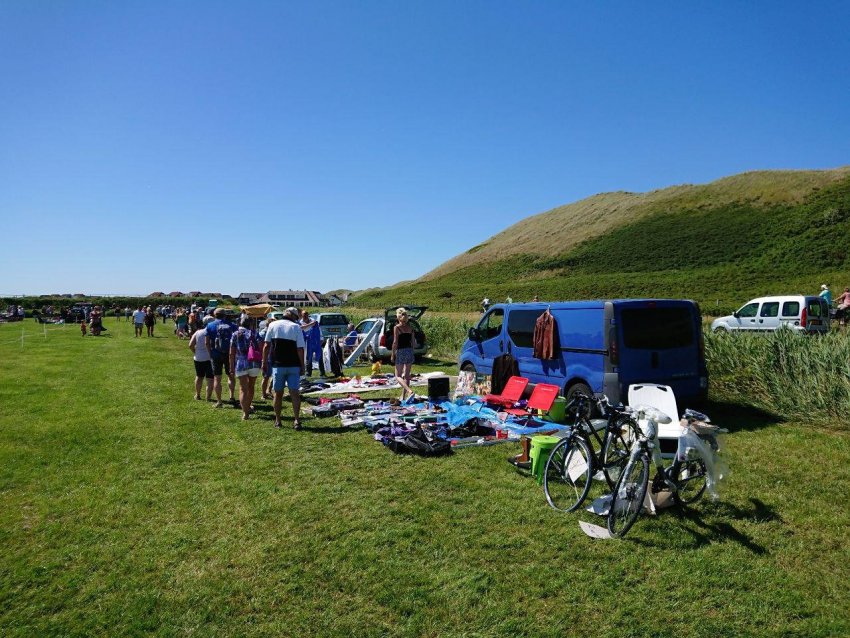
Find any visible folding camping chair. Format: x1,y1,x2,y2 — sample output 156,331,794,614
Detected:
504,382,561,420
482,375,529,407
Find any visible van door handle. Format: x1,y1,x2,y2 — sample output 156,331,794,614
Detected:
759,320,764,323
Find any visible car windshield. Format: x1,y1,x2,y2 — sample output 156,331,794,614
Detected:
319,315,348,326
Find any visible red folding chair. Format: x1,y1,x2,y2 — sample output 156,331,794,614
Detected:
482,376,529,407
504,383,561,418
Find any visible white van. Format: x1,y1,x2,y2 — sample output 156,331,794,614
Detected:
711,296,830,334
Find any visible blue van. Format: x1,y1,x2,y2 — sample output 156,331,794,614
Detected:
459,299,708,405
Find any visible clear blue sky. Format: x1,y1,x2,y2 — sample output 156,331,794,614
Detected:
1,1,848,296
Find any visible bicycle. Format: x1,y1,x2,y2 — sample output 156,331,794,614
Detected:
607,406,725,538
543,392,640,513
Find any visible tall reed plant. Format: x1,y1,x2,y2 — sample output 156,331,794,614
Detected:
706,329,850,426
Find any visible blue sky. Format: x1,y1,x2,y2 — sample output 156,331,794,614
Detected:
1,1,848,296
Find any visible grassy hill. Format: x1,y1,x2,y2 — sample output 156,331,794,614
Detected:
352,167,850,313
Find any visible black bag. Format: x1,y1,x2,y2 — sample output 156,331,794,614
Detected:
395,426,452,456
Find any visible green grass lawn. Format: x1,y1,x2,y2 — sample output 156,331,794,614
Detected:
1,320,848,637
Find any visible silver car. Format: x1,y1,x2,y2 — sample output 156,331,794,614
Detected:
354,306,428,361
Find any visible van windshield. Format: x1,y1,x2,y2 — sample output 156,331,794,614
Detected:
620,307,694,350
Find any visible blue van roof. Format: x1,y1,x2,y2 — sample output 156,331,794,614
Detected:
491,299,696,310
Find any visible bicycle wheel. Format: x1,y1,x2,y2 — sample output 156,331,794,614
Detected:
600,418,636,490
543,436,593,512
607,451,649,538
672,458,707,505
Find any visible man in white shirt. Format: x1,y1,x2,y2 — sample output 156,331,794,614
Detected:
263,307,306,430
131,306,146,337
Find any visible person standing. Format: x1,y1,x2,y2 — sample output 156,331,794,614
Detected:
263,307,306,430
144,305,156,337
132,306,145,337
819,284,833,307
89,306,103,336
391,307,416,401
175,309,189,339
189,316,214,401
205,308,237,407
230,317,263,420
300,310,325,377
835,287,850,326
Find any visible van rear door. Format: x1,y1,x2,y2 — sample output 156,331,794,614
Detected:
614,300,705,403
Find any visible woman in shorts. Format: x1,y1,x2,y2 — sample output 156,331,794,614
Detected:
391,307,416,401
189,316,214,400
230,317,263,420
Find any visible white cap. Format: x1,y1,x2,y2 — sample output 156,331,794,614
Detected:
821,284,828,290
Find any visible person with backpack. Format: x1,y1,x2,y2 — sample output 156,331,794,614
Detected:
205,308,237,407
229,317,263,420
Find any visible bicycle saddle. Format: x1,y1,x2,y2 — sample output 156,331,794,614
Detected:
631,405,673,424
683,408,710,422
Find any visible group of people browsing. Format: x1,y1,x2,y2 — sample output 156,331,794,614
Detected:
188,306,313,429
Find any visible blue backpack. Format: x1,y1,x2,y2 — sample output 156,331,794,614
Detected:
213,321,235,354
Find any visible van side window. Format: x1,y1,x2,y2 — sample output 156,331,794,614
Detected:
781,302,799,317
478,309,504,340
738,303,759,318
760,302,779,318
507,310,539,348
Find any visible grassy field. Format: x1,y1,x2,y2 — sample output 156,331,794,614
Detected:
1,320,849,637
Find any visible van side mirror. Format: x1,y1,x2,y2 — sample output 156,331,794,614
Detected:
468,327,481,341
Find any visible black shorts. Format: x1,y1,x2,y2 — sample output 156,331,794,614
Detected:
194,360,214,379
211,354,231,377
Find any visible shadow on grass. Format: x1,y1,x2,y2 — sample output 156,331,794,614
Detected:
632,497,778,555
703,400,784,434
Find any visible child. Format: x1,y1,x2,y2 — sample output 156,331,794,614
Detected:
80,321,87,337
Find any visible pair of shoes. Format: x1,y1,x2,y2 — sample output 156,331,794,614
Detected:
241,414,249,421
214,401,223,408
293,420,302,431
274,420,282,429
194,395,201,400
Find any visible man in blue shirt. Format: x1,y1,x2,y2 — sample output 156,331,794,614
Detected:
205,308,237,407
819,284,833,307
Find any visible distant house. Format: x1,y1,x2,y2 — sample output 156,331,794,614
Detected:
327,295,343,307
237,292,264,305
149,292,165,298
188,291,203,297
261,290,322,307
168,291,184,297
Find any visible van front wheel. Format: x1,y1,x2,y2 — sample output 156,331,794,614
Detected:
565,382,594,416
